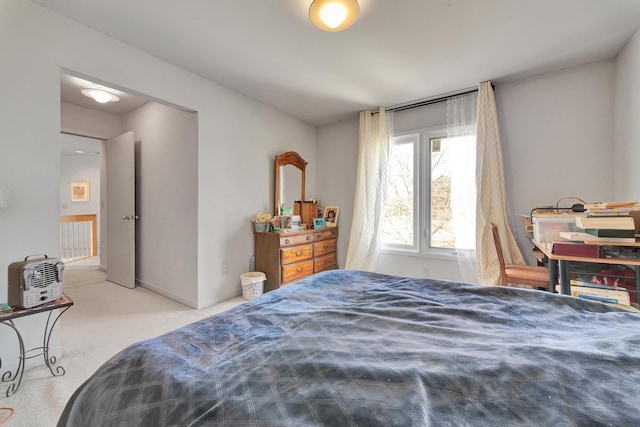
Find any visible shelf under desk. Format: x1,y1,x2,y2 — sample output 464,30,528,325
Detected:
532,240,640,297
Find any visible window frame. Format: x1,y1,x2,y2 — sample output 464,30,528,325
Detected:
382,132,420,254
382,126,459,260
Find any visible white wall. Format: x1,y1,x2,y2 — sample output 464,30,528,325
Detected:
0,0,316,369
123,103,199,307
317,59,618,280
497,60,615,265
316,118,359,268
61,102,124,139
614,28,640,201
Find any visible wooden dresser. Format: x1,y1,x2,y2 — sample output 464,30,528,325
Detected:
255,227,338,291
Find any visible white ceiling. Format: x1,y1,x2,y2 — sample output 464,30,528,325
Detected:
40,0,640,126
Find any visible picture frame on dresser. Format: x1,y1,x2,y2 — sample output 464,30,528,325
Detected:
323,206,339,227
273,216,282,231
313,217,326,229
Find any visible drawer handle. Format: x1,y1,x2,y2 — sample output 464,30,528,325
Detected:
296,266,303,273
295,249,303,256
306,235,311,241
284,238,290,244
323,244,330,249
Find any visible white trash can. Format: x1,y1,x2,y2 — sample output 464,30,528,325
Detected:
240,272,266,300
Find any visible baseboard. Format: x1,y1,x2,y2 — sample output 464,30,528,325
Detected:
135,279,198,308
135,280,243,310
199,288,243,309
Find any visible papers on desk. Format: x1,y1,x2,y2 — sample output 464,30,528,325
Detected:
558,231,636,243
559,232,594,240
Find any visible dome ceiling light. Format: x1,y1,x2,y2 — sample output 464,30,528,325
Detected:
81,88,120,104
309,0,359,32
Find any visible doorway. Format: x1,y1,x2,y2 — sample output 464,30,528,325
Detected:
59,130,136,290
60,133,102,266
59,70,199,307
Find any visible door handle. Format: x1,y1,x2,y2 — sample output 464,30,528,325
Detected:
121,215,130,220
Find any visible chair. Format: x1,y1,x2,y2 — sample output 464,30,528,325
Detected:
490,222,550,289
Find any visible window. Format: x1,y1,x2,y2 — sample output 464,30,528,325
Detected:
383,127,476,255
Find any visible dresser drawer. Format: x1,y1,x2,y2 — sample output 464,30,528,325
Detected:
281,244,313,265
282,260,313,284
314,239,336,257
315,228,338,241
280,233,314,247
314,252,337,273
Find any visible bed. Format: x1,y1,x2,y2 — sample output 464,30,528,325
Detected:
58,269,640,426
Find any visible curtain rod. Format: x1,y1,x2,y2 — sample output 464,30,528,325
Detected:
371,85,488,115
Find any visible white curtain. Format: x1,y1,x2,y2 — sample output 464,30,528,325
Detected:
475,81,525,285
345,107,392,270
446,92,478,283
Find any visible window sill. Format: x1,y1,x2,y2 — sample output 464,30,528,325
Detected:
380,247,467,261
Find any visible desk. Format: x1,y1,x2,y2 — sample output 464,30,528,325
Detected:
532,240,640,296
0,293,73,396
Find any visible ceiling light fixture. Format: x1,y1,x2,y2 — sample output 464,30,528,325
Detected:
81,88,120,104
309,0,359,32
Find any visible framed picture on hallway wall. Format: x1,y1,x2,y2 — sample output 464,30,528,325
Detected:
71,181,90,202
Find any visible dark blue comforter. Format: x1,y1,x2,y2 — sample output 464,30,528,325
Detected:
58,270,640,426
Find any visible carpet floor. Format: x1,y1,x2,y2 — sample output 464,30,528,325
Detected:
0,259,245,427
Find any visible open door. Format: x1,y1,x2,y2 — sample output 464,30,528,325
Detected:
106,131,136,288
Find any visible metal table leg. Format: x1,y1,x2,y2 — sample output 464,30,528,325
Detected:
0,320,26,397
0,306,71,397
548,258,558,293
559,260,571,295
635,266,640,303
42,306,71,377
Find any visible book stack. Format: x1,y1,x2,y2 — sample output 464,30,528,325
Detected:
583,201,637,216
561,280,633,308
577,201,638,242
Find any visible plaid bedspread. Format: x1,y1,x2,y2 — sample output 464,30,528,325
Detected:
58,270,640,426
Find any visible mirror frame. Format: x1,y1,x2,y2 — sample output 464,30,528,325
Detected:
274,151,307,223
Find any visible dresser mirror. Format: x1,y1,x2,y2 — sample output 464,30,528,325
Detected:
274,151,307,221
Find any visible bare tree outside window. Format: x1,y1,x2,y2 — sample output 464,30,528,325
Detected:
383,129,475,254
430,138,454,248
383,137,414,245
383,134,459,250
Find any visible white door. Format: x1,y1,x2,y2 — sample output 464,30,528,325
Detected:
106,131,136,288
